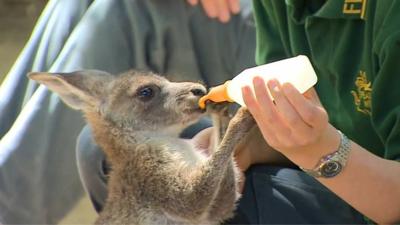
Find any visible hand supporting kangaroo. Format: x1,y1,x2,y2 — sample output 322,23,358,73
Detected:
29,70,254,225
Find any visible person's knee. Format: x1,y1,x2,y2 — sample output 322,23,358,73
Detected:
76,125,108,212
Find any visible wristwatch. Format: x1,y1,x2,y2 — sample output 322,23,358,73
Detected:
300,131,351,178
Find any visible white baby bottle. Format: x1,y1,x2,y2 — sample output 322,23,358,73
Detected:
199,55,318,108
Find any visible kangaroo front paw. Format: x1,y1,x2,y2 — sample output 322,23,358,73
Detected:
217,107,256,156
206,101,231,116
229,107,255,134
228,107,255,142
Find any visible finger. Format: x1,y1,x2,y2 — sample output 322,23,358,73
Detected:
281,83,328,129
241,85,264,123
267,79,313,139
216,0,230,23
252,77,292,140
187,0,199,6
227,0,240,14
200,0,218,18
241,85,280,147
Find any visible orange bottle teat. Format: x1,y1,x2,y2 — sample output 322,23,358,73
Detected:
198,81,233,109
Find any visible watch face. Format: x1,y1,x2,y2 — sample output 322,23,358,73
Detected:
320,161,342,178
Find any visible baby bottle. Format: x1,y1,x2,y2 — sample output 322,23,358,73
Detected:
198,55,318,108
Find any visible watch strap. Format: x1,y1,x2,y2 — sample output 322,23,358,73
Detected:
300,130,351,178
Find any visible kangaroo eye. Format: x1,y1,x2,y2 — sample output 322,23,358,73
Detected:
136,86,155,101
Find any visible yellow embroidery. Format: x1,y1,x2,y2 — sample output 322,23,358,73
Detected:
351,71,372,116
343,0,367,19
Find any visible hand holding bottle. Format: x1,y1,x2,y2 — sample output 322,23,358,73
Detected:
241,78,341,168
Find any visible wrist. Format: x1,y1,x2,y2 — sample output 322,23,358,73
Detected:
285,125,341,169
300,130,351,178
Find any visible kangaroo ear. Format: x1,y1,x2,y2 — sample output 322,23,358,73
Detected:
28,70,113,110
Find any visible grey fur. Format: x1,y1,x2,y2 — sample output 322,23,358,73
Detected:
28,70,255,225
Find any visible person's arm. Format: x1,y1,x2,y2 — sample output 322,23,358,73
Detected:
241,75,400,224
245,1,400,223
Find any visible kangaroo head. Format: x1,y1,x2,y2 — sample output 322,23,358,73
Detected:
28,70,207,136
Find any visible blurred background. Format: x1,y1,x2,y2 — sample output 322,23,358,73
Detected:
0,0,46,83
0,0,96,223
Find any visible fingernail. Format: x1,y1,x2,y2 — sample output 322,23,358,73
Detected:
230,1,240,14
188,0,198,6
253,76,264,87
241,85,251,94
219,13,230,23
282,82,295,94
268,79,280,92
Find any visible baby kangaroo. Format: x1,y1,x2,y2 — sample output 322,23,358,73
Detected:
28,70,254,225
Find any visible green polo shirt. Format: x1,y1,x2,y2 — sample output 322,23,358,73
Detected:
253,0,400,161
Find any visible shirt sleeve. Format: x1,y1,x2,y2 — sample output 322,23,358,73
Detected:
252,0,287,65
371,30,400,160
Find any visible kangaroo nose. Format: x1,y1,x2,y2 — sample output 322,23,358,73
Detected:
190,87,206,97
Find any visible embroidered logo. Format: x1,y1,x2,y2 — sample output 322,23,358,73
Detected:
351,70,372,116
343,0,367,19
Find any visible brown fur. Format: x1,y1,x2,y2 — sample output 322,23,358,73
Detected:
28,70,254,225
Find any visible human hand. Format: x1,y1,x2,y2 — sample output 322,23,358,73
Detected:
186,0,241,23
241,77,340,166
